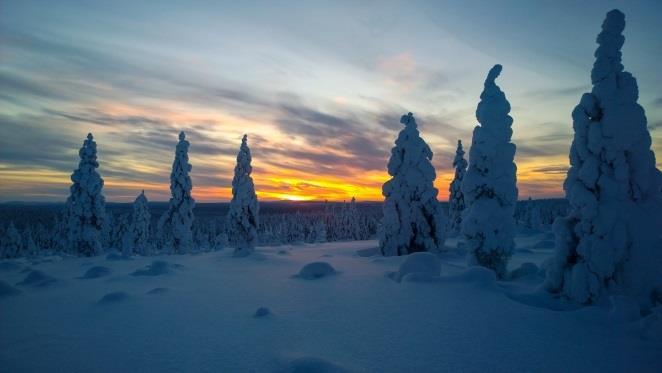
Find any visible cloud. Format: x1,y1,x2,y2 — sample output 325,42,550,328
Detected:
530,165,569,174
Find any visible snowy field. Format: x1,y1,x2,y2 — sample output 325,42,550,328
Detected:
1,231,660,373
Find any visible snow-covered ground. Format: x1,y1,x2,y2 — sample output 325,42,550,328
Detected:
1,231,660,372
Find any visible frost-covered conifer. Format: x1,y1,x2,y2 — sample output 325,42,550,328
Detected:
61,133,108,256
313,220,327,243
111,214,130,250
448,140,467,235
24,227,39,257
1,222,23,258
131,190,152,256
461,65,518,278
227,135,259,257
213,232,229,251
546,10,662,309
158,131,195,254
379,112,446,256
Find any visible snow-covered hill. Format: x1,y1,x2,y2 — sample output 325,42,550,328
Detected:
1,233,660,372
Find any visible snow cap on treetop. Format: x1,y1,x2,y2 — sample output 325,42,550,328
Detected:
592,9,625,84
485,64,502,86
400,112,415,127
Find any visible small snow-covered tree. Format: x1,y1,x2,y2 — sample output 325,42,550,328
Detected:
461,65,518,278
313,220,327,243
61,133,108,256
1,222,23,258
158,131,195,254
545,10,662,309
379,112,446,256
110,214,130,250
213,232,229,251
447,140,468,235
23,227,39,257
131,190,152,256
227,134,259,257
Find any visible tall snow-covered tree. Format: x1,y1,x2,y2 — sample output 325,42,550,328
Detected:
131,190,152,256
1,222,23,258
158,131,195,254
61,133,108,256
461,65,518,278
447,140,468,235
545,10,662,309
227,134,259,257
379,112,446,256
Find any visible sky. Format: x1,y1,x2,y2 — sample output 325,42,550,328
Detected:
1,0,661,202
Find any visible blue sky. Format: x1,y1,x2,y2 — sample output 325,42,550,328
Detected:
1,0,660,201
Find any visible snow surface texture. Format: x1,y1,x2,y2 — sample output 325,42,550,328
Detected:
1,237,660,372
379,113,446,256
461,65,518,279
77,266,112,279
60,133,108,257
545,10,662,310
157,132,195,255
227,135,260,257
131,191,152,256
448,140,468,236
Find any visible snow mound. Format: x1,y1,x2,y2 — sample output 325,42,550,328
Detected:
78,266,112,279
640,307,662,341
455,266,497,288
0,280,22,298
274,356,348,373
16,270,57,288
356,247,379,257
509,262,540,280
0,261,22,272
97,291,130,304
254,306,271,318
533,240,554,249
297,262,337,280
146,287,169,295
106,252,125,261
392,252,441,282
609,295,641,323
131,260,181,276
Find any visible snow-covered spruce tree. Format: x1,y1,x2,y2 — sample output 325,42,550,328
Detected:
1,222,23,258
131,190,152,256
158,131,195,254
447,139,468,236
313,220,327,243
23,227,39,257
379,112,446,256
545,10,662,309
61,133,108,256
110,214,130,250
461,65,518,278
227,134,259,257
